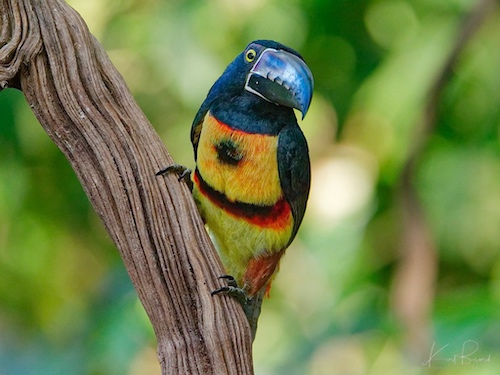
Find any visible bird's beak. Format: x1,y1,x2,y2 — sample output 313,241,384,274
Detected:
245,48,313,119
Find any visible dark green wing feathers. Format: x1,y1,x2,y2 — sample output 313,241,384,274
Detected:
277,124,311,245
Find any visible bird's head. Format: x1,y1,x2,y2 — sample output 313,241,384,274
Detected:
211,40,314,119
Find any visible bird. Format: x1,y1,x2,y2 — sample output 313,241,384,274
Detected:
157,40,313,338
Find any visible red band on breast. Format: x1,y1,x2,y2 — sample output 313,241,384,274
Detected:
194,169,292,230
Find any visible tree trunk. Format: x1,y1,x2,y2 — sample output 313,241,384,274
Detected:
0,0,254,373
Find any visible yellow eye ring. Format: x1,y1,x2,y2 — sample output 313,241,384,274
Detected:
245,49,256,62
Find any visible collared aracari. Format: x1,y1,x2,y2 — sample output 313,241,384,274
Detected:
158,40,313,338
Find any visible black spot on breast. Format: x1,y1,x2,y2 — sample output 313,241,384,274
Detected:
216,139,243,166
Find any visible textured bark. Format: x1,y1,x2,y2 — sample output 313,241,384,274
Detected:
0,0,254,373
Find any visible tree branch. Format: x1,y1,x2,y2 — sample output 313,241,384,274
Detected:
0,0,254,373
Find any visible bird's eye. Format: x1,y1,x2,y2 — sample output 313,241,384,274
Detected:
245,49,256,62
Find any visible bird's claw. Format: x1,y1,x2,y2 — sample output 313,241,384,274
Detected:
156,164,193,190
216,274,239,288
211,275,263,340
211,275,249,306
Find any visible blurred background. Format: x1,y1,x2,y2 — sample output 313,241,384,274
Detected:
1,0,500,374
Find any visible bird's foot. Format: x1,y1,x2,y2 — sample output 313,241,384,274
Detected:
211,275,249,307
156,164,193,190
212,275,264,340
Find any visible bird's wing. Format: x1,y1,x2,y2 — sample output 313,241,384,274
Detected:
277,124,311,245
190,100,212,161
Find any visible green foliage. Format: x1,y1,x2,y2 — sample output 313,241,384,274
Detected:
1,0,500,374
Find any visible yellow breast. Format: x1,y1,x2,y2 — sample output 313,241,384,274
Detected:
196,112,283,206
